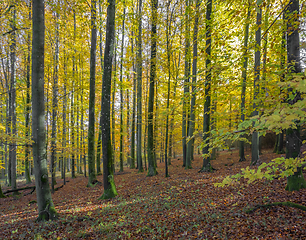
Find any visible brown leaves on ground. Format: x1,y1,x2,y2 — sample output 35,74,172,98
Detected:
1,148,306,239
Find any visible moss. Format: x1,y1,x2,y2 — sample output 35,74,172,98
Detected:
41,174,48,183
36,203,58,222
99,175,118,200
285,168,306,191
0,185,6,198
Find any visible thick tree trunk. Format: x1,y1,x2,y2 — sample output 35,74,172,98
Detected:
99,0,118,200
285,0,306,191
32,0,57,221
87,0,97,186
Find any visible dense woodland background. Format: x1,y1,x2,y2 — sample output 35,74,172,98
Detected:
1,0,306,234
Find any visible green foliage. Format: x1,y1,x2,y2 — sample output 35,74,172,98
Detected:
215,156,306,187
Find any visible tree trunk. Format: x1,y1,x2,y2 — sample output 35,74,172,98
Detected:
130,30,136,169
182,0,191,167
87,0,97,186
25,4,32,184
9,6,17,192
200,0,213,172
32,0,57,221
251,5,262,166
136,0,144,172
99,0,118,200
51,7,59,192
239,3,250,162
119,6,126,173
147,0,158,177
285,0,306,191
186,0,200,169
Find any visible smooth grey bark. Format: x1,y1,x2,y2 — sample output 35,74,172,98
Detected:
51,7,59,192
111,43,117,173
136,0,144,172
130,30,136,169
200,0,213,172
251,6,262,166
99,0,118,200
147,0,158,177
62,53,67,184
71,11,77,179
25,3,32,184
239,4,250,162
32,0,57,221
9,6,17,192
96,0,104,176
119,7,126,173
186,0,200,169
182,0,191,167
276,12,286,154
285,0,306,192
88,0,97,186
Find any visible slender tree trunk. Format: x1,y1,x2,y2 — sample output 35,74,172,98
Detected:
25,4,32,184
251,5,262,166
51,7,59,192
239,4,250,162
112,43,117,173
32,0,57,221
87,0,97,186
9,6,17,192
96,0,104,176
130,31,136,169
147,0,158,176
182,0,191,167
186,0,200,169
119,6,126,172
136,0,144,172
200,0,213,172
62,54,67,184
99,0,117,200
285,0,306,191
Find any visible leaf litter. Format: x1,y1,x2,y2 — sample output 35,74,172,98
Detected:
0,148,306,239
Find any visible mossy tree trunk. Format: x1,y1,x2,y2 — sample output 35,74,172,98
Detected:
32,0,57,221
99,0,118,200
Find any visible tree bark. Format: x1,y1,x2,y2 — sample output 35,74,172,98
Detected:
99,0,118,200
32,0,57,221
239,3,250,162
200,0,213,172
147,0,158,177
88,0,97,186
136,0,144,172
186,0,200,169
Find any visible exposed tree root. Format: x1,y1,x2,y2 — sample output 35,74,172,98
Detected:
246,201,306,214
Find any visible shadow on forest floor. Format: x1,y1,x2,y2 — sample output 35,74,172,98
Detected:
1,148,306,239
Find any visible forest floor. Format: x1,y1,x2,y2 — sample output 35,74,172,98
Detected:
1,148,306,240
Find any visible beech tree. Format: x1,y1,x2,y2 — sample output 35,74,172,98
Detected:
99,0,118,199
32,0,57,221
